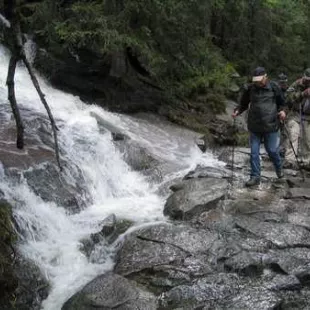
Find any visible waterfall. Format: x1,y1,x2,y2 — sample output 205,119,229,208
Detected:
0,45,223,309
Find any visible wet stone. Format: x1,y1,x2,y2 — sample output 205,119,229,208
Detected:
62,272,157,310
164,178,228,220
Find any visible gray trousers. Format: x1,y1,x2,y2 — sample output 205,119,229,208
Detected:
300,119,310,165
283,115,310,165
283,118,300,164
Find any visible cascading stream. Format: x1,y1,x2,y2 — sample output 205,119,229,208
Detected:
0,45,223,309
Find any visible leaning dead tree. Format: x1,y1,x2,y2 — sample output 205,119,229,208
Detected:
1,0,61,170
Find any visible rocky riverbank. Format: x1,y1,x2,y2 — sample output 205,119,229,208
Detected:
63,147,310,309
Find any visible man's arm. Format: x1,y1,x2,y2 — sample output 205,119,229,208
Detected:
273,83,286,112
235,85,250,115
286,79,303,105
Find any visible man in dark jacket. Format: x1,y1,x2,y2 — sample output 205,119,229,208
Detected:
232,67,286,187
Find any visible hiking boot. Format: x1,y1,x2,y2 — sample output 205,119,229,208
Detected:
276,169,284,179
245,177,260,187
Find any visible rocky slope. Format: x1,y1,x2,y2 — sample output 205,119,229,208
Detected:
63,148,310,309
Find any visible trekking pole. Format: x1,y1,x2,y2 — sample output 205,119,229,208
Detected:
282,122,305,181
231,118,236,187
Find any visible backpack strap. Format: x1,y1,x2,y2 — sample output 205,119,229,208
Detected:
269,80,281,97
247,81,279,97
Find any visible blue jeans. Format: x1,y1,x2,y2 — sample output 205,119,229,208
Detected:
250,131,282,178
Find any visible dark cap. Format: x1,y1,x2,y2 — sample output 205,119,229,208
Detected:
278,73,288,82
252,67,267,82
304,68,310,80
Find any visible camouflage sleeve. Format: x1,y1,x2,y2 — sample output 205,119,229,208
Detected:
286,80,303,106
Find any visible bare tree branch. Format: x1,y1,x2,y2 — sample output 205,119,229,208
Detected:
3,0,62,170
21,51,62,170
6,55,24,149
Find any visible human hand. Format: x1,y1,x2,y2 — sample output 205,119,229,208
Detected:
278,110,286,121
302,88,310,97
232,110,239,118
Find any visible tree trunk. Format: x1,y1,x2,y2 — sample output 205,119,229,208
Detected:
2,0,62,170
21,52,62,169
6,55,24,149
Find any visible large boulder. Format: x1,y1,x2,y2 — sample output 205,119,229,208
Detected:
35,48,166,114
114,223,220,289
0,196,48,310
164,178,228,220
62,272,157,310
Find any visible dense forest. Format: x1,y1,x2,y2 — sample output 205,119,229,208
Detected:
1,0,310,116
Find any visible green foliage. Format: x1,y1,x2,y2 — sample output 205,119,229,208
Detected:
3,0,310,112
209,0,310,78
15,0,232,112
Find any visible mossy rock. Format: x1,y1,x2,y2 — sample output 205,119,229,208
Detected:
0,200,18,309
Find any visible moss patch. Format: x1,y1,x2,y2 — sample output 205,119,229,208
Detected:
0,200,17,309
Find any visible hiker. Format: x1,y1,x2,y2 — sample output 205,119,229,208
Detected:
284,68,310,169
232,67,286,187
277,73,289,159
277,73,289,94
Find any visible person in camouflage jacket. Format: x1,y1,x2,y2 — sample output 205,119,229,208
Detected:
284,68,310,169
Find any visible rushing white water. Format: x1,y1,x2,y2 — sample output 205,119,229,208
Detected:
0,45,223,309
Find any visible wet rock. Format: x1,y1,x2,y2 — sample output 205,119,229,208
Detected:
23,162,88,212
278,289,310,309
0,200,49,310
217,147,250,169
14,257,49,310
0,106,55,170
264,274,301,291
117,141,160,172
262,248,310,283
283,199,310,215
96,214,117,239
62,272,157,310
285,187,310,200
164,178,228,220
225,287,281,310
184,165,230,180
234,215,310,248
115,223,218,292
81,216,132,258
158,273,241,309
223,251,264,276
286,178,310,188
0,200,18,309
287,213,310,230
111,132,126,141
